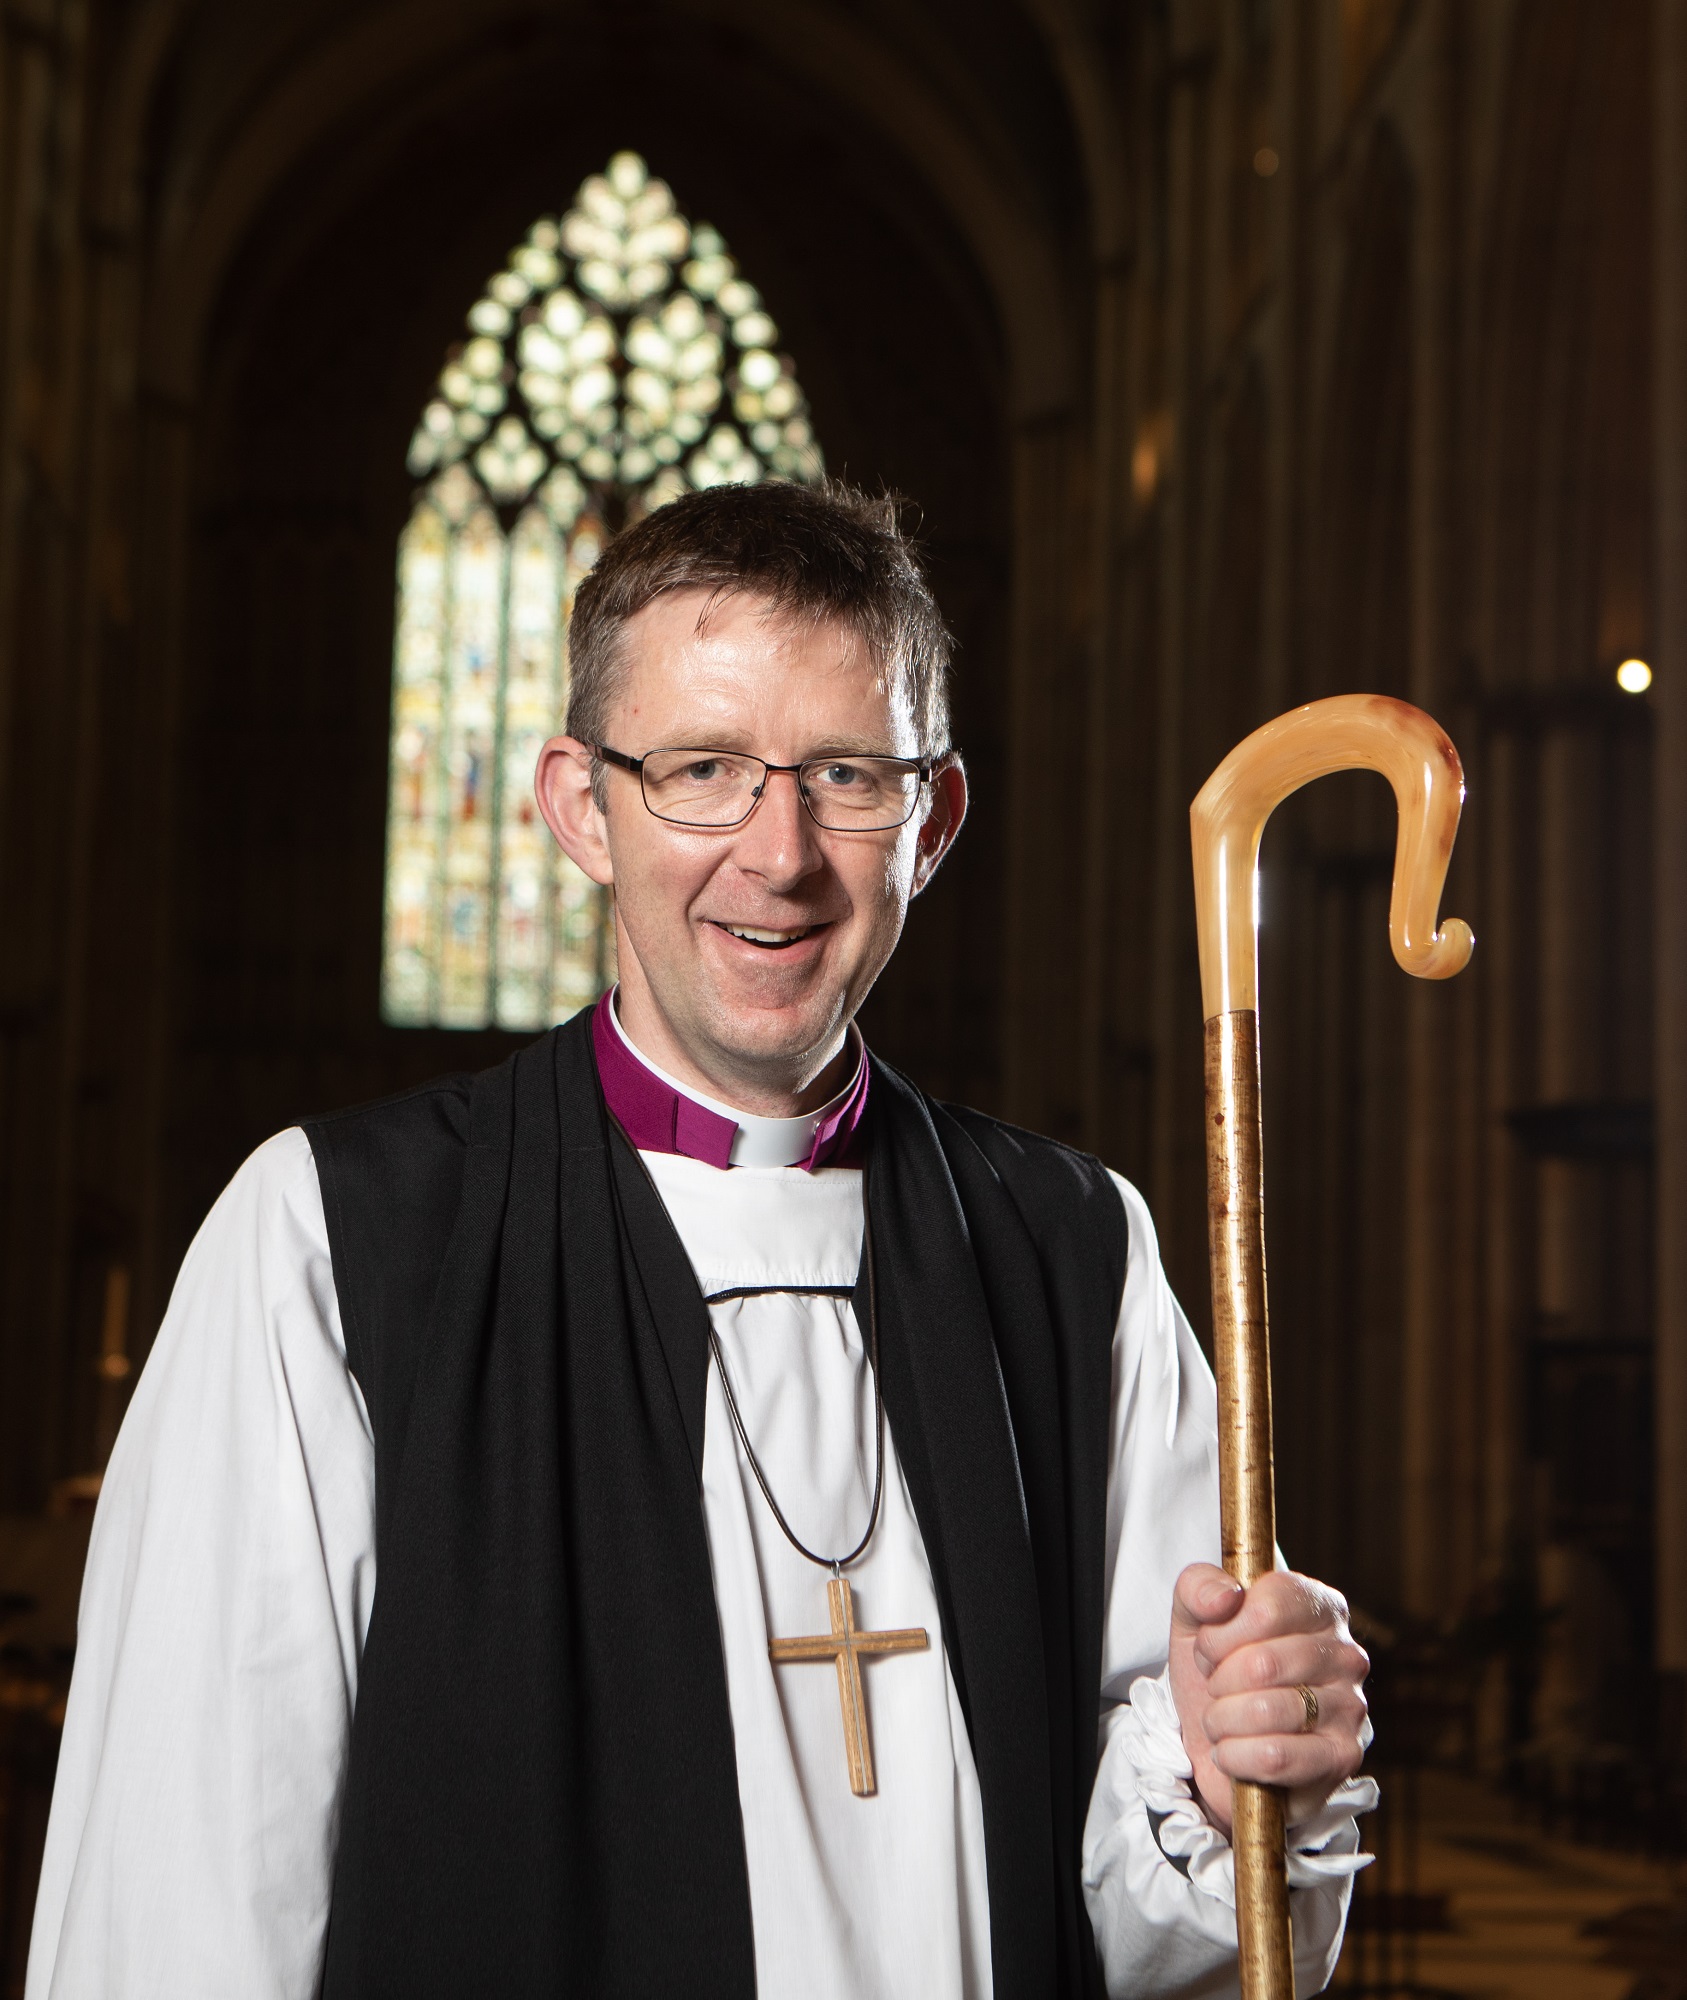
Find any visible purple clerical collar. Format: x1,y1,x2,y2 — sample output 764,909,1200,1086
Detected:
591,991,869,1172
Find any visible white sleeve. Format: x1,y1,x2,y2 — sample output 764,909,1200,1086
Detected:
1081,1173,1375,1999
25,1128,376,2000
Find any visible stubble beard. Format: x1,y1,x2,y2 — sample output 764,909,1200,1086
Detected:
684,976,854,1102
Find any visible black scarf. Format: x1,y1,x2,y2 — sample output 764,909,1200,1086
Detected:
306,1012,1127,1997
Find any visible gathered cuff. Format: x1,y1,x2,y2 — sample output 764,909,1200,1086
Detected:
1124,1671,1380,1908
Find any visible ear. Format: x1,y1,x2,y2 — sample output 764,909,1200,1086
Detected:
910,757,968,896
535,736,615,886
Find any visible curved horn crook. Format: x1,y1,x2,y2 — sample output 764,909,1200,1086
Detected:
1190,694,1475,1020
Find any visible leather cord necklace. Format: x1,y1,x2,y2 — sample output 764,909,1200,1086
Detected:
654,1144,931,1798
704,1186,886,1571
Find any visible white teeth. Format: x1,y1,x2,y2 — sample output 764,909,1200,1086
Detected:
722,923,811,944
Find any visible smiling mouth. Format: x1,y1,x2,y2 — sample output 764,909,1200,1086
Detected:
714,921,825,949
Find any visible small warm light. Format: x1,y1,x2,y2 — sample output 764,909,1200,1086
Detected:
1253,146,1280,178
1132,408,1175,505
1616,657,1652,694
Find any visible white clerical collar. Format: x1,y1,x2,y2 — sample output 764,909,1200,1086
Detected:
607,991,865,1169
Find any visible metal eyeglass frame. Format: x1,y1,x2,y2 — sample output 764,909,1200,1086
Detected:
593,743,944,832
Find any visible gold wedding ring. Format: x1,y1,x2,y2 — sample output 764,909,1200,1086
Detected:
1296,1684,1320,1733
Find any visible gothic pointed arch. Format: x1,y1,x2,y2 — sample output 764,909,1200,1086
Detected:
381,150,825,1030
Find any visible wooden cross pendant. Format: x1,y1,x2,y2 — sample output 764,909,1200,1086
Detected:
768,1575,929,1797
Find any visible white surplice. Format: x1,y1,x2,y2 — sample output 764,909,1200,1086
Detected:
27,1051,1373,2000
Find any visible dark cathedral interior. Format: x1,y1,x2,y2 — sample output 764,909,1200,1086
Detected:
2,0,1685,1992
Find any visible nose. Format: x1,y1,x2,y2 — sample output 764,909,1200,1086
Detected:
734,767,824,890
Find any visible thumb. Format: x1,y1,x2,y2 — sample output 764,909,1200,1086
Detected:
1171,1562,1244,1638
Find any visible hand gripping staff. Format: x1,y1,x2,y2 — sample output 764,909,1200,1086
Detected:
1189,695,1474,1999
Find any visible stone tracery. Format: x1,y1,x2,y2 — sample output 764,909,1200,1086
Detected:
381,150,824,1031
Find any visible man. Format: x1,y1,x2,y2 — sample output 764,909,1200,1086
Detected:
28,482,1374,2000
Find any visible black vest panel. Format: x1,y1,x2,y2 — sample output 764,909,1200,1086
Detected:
304,1013,1128,1998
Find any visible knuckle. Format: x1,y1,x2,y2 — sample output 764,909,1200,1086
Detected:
1256,1572,1290,1613
1249,1646,1280,1688
1336,1741,1363,1778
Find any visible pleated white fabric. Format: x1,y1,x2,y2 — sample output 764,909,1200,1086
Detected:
29,1112,1368,2000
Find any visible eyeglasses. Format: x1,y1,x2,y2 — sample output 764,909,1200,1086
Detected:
595,744,941,832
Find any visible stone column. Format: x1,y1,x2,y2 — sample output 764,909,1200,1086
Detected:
1652,0,1687,1673
1000,410,1091,1145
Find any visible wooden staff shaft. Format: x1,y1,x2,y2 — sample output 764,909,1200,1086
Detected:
1189,694,1474,2000
1203,1008,1292,1996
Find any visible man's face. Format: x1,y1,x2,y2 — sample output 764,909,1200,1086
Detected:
536,587,965,1102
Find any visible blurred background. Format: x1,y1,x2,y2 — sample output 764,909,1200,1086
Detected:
2,0,1686,1991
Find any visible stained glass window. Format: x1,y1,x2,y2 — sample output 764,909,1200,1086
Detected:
381,150,825,1030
